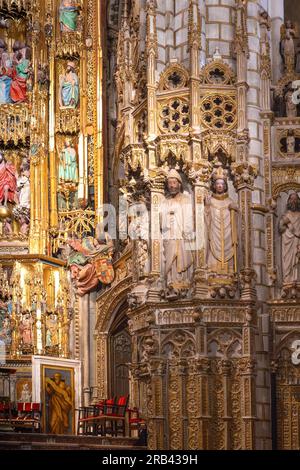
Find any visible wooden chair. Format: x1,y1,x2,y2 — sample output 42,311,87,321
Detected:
128,407,146,438
94,395,129,437
77,397,116,436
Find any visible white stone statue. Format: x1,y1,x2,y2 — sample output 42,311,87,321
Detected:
285,88,298,118
287,130,295,155
279,192,300,284
205,168,238,274
160,169,194,288
280,21,297,72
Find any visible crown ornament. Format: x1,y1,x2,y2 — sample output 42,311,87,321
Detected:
211,162,228,182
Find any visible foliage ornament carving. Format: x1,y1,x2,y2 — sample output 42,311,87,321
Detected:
231,162,258,189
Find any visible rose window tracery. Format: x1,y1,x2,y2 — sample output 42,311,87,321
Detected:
200,94,236,131
158,98,190,134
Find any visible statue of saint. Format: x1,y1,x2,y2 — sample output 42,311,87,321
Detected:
287,130,296,155
58,139,78,184
10,52,31,103
0,40,12,104
59,61,79,108
0,152,17,207
59,0,79,32
280,20,297,71
205,168,238,274
46,313,58,347
0,315,11,346
160,169,194,288
46,373,72,434
13,159,30,234
279,192,300,284
19,311,33,346
285,87,298,118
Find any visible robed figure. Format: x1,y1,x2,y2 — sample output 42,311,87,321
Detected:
0,152,17,206
205,170,238,274
59,61,79,108
58,139,78,184
160,169,194,288
59,0,79,32
46,374,72,434
279,192,300,284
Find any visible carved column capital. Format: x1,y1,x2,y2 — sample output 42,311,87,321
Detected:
231,162,258,190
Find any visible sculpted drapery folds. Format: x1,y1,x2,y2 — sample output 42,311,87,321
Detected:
67,227,114,296
279,193,300,284
59,61,79,109
46,374,72,434
205,168,238,274
0,151,17,207
59,0,79,32
160,169,194,288
58,139,78,184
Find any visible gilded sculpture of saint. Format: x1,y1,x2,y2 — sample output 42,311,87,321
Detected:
160,169,194,288
58,138,78,184
205,166,238,274
279,192,300,284
0,151,17,207
59,61,79,109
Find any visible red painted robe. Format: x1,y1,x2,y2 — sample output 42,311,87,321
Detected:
0,162,17,204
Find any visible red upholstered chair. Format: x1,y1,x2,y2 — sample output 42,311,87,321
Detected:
128,407,146,437
91,395,129,437
12,402,41,432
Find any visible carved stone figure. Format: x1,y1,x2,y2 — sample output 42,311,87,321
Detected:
160,169,194,288
58,139,78,184
205,168,238,274
287,130,296,155
0,152,17,207
67,227,114,296
279,192,300,284
285,87,298,118
59,0,79,32
59,61,79,108
280,21,297,72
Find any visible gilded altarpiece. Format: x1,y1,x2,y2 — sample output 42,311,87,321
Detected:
0,0,103,412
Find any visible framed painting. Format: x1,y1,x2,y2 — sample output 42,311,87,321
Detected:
32,356,81,435
41,364,75,434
